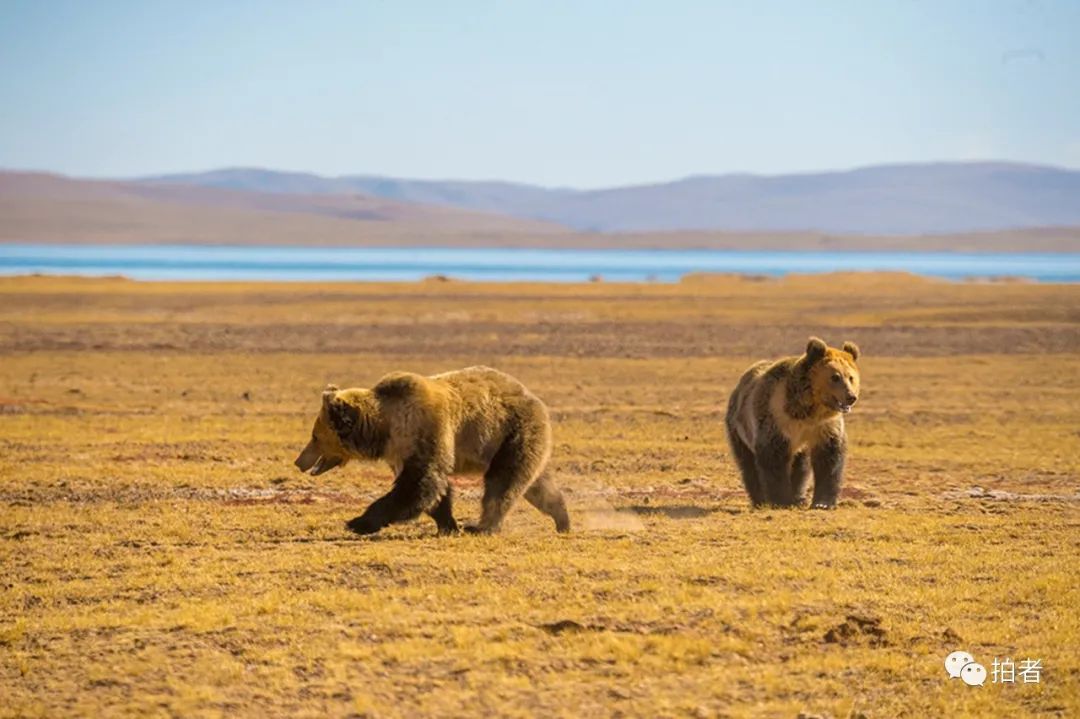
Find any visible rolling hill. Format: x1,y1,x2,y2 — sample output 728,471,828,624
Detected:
2,168,1079,251
142,162,1080,235
0,172,568,246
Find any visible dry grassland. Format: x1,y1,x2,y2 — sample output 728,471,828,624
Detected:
1,273,1078,717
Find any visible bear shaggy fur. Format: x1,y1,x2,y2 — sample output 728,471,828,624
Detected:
725,337,861,508
294,365,570,536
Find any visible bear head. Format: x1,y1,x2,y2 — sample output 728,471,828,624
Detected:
803,337,861,414
294,384,362,476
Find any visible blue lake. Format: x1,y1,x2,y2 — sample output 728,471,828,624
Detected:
1,244,1078,282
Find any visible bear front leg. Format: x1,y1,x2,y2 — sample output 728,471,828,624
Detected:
790,451,812,506
754,428,797,507
810,433,846,509
346,493,400,535
427,488,461,536
346,455,448,535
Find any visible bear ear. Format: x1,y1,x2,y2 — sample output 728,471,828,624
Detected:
324,393,358,437
805,336,827,362
322,387,337,408
842,341,860,361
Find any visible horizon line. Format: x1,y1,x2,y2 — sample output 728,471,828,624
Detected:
1,158,1077,193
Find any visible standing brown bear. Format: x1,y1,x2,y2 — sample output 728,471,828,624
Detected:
725,337,861,508
294,366,570,536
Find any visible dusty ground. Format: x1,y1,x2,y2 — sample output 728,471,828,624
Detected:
1,273,1078,718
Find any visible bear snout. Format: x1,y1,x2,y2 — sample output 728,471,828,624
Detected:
294,438,321,472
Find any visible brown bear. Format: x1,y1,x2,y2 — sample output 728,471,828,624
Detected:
294,365,570,535
725,337,861,508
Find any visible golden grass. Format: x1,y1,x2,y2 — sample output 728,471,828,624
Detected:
1,274,1078,718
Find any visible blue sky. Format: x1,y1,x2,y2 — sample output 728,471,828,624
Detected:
1,0,1077,187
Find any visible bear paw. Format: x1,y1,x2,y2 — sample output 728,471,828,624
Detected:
435,520,461,537
345,515,383,535
810,501,837,510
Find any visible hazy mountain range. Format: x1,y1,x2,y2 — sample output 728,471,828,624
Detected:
0,171,567,247
141,161,1080,235
2,162,1079,251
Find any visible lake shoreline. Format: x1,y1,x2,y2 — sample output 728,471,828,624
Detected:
3,244,1079,282
4,215,1080,254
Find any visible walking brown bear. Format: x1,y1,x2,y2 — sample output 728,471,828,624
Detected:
294,366,571,535
726,337,861,508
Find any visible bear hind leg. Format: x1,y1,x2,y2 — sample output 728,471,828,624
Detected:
728,429,766,507
524,470,571,533
468,427,547,535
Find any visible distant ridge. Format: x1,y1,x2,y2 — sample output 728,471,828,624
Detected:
141,161,1080,235
0,171,568,246
2,169,1079,252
